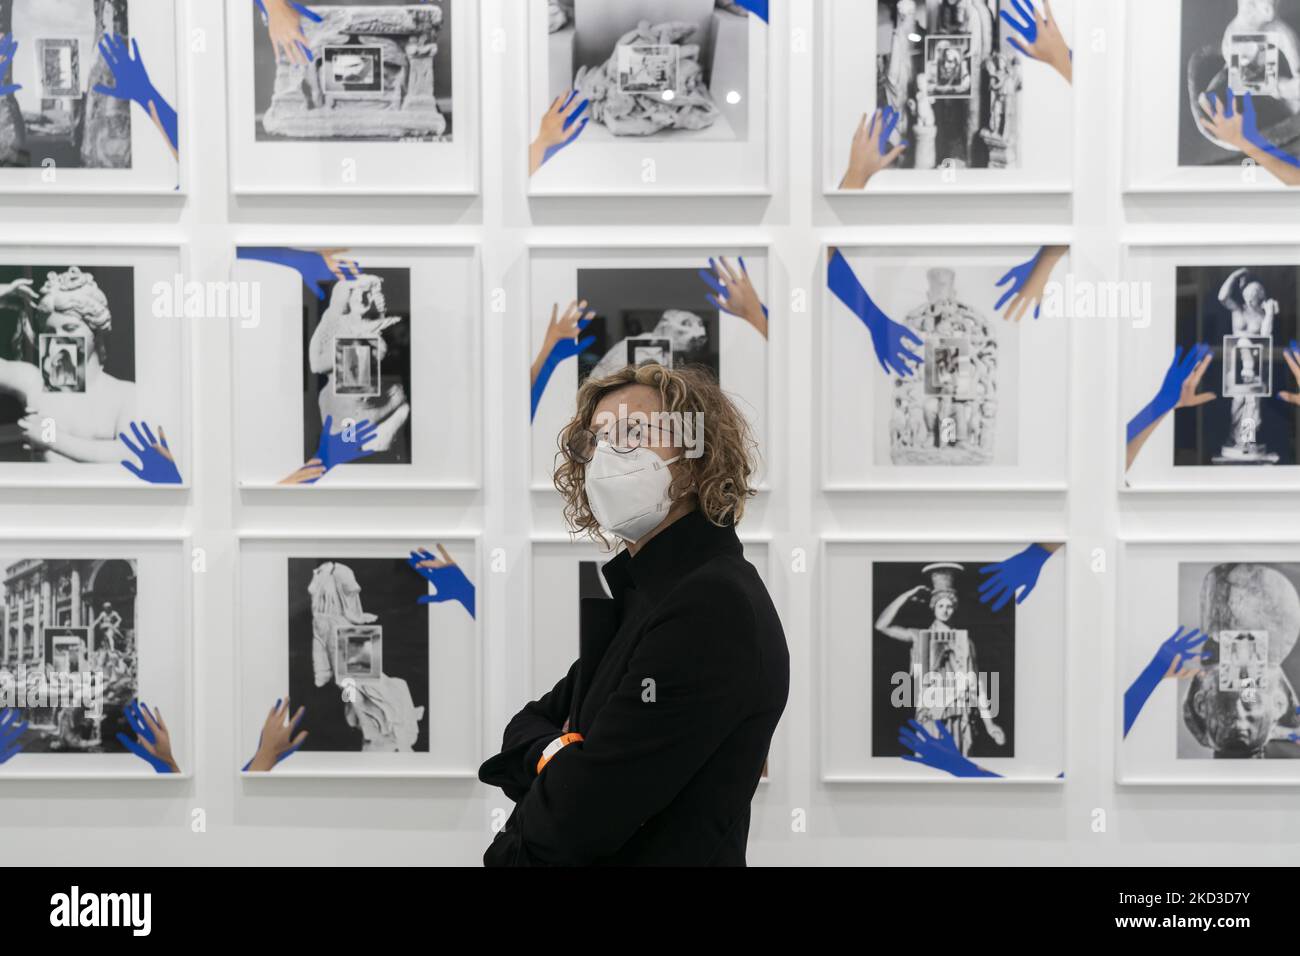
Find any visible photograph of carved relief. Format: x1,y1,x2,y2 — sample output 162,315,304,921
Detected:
0,0,133,169
575,267,720,384
549,0,753,140
877,0,1024,169
1179,0,1300,166
287,558,429,752
889,268,1003,466
1174,265,1298,466
301,268,412,466
0,264,136,463
871,560,1015,759
253,0,453,142
0,557,138,753
1177,562,1300,758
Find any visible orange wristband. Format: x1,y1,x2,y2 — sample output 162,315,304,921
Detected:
536,732,583,774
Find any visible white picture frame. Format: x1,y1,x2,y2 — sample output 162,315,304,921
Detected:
1117,536,1300,785
820,241,1071,492
0,0,183,195
822,0,1075,195
225,0,478,195
0,241,191,490
527,0,771,196
818,536,1067,783
231,241,481,490
0,533,192,781
237,532,482,779
527,242,770,492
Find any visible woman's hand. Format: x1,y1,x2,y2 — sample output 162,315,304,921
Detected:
1001,0,1072,84
259,0,320,66
530,91,589,174
1197,91,1249,151
700,257,768,339
840,109,907,189
246,699,307,772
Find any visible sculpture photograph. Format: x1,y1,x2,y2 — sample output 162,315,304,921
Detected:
575,267,721,384
0,0,133,169
287,557,429,753
0,264,137,464
876,0,1025,170
253,0,453,143
871,560,1014,759
302,267,412,466
1178,561,1300,758
548,0,753,140
1174,264,1298,467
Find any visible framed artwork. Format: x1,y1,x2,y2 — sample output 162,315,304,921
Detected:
528,0,770,195
528,243,769,491
1125,0,1300,192
820,242,1070,491
0,242,189,489
237,534,481,777
1119,538,1300,784
1120,243,1300,492
225,0,478,194
819,537,1066,783
231,242,480,489
0,535,191,780
0,0,182,193
529,535,775,778
822,0,1075,194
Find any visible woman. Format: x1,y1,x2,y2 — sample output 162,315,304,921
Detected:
479,364,788,866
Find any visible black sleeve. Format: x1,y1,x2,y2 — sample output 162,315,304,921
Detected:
477,659,578,803
491,576,760,866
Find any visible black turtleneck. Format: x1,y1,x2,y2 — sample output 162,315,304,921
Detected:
478,509,789,866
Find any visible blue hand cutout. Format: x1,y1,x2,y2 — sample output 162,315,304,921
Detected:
0,34,22,97
0,707,27,765
698,256,769,321
93,35,178,154
119,421,182,485
115,699,174,774
1234,88,1300,169
237,247,363,301
543,89,590,167
994,247,1045,319
1123,627,1208,738
409,547,477,619
312,415,380,476
978,544,1053,612
1126,344,1213,444
828,249,923,378
531,318,597,422
999,0,1042,58
875,105,901,156
899,719,999,778
732,0,769,22
241,699,306,771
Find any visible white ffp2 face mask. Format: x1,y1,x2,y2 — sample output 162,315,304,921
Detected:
584,441,681,544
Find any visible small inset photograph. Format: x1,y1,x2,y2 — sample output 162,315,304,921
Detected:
320,46,385,95
337,625,383,680
1222,334,1272,398
333,336,383,398
925,337,976,400
616,42,679,93
1228,32,1281,96
926,34,974,99
46,626,90,674
1218,630,1267,692
626,336,673,369
39,334,88,393
38,38,80,98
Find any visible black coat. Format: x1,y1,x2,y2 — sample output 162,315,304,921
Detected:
478,510,789,866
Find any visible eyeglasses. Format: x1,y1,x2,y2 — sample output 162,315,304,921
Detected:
564,419,674,464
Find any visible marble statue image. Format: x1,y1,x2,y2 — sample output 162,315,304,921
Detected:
259,4,447,142
574,20,720,136
890,268,998,466
1214,269,1279,464
0,266,136,463
306,561,425,752
878,0,1023,170
308,274,410,455
1181,562,1300,758
586,309,709,380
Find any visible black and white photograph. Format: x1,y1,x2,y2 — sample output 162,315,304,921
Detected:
1174,264,1298,467
0,557,137,753
876,0,1025,169
0,0,133,169
1177,561,1300,758
1179,0,1300,166
302,268,412,466
870,560,1015,760
550,0,753,140
0,264,136,464
286,557,429,753
252,0,453,143
575,267,720,383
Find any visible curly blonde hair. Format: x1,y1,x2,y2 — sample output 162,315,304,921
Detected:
554,363,758,544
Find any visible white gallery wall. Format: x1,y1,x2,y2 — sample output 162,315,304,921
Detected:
5,0,1300,866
